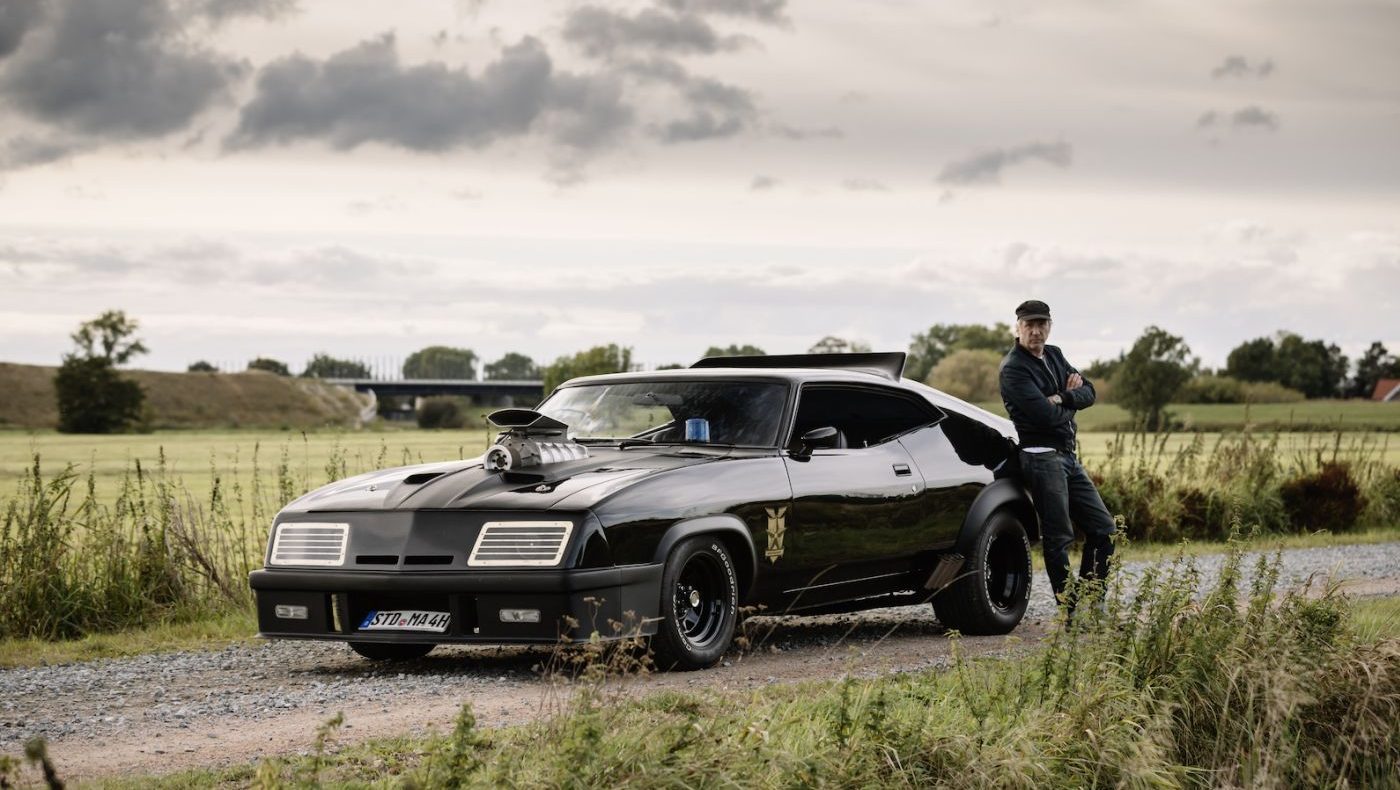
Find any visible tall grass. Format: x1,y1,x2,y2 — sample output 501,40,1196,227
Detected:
221,540,1400,788
1089,429,1399,542
0,439,459,641
0,429,1396,644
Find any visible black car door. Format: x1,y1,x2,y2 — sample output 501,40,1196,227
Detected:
768,384,941,609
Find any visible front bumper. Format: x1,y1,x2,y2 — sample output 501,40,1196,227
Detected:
249,564,663,644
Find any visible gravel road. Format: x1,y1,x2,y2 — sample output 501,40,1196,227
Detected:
3,541,1398,781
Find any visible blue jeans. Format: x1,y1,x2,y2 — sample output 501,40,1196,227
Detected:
1019,450,1117,600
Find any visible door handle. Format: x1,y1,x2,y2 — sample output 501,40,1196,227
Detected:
892,464,911,477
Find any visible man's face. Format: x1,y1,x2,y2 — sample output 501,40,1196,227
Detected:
1016,318,1051,354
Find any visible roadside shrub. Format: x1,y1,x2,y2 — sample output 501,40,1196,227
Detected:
417,397,468,429
1279,461,1364,533
1361,468,1400,528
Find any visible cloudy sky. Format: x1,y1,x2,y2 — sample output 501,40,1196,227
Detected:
1,0,1396,375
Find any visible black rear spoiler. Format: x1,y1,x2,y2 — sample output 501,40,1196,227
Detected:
690,352,907,382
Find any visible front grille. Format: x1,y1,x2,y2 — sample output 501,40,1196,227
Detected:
468,521,573,567
269,522,349,566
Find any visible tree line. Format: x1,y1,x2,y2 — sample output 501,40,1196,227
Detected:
51,310,1399,434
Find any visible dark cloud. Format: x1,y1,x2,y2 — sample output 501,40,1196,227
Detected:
656,0,789,25
749,175,777,190
188,0,299,23
562,5,752,59
621,56,756,143
0,0,245,141
937,141,1072,185
841,178,888,192
1211,56,1274,79
226,35,631,153
657,75,756,142
771,124,842,140
0,0,41,59
1196,106,1279,132
1231,105,1279,131
0,135,80,170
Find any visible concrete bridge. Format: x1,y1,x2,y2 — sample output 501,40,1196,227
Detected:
323,378,545,406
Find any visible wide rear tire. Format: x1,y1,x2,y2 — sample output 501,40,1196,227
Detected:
349,642,436,661
651,536,739,671
932,510,1032,635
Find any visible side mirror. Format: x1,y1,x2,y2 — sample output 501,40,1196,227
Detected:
790,426,839,459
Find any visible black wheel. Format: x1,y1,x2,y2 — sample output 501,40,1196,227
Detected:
349,642,435,661
651,536,739,671
932,510,1032,635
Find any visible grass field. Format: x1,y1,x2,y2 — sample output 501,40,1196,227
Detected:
2,427,1395,506
975,399,1400,432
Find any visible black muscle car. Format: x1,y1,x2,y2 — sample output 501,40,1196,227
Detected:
250,353,1038,670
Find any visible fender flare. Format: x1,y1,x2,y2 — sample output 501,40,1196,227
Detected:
955,478,1040,554
652,514,758,600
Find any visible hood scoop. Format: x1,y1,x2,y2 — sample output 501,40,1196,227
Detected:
483,408,589,474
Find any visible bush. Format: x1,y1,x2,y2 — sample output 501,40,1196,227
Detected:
54,356,145,433
1179,374,1245,403
186,360,218,373
417,397,468,429
247,357,290,376
927,349,1002,402
1240,380,1306,403
1279,462,1364,533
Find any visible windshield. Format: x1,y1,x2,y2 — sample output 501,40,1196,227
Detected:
537,380,789,446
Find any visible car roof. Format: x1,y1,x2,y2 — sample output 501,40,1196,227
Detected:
557,366,1017,438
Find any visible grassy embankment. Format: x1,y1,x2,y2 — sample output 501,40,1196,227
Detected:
35,544,1399,789
0,362,367,431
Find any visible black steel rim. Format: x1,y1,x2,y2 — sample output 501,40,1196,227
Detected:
984,532,1028,611
673,552,728,647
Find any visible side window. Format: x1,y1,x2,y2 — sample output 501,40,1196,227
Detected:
790,386,942,449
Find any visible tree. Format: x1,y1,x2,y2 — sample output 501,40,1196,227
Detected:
302,354,370,379
247,357,291,376
1275,333,1348,399
702,344,766,358
55,310,148,434
1114,326,1197,431
484,352,539,380
928,349,1003,402
1226,332,1349,398
403,345,478,380
543,344,633,392
187,360,218,373
1349,342,1400,398
70,309,149,366
1225,337,1277,382
808,336,871,354
906,322,1011,382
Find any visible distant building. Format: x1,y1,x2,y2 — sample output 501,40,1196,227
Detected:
1372,378,1400,402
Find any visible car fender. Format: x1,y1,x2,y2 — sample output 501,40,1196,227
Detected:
955,479,1039,552
652,514,757,600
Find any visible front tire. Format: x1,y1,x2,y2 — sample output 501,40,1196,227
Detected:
932,510,1032,635
349,642,435,661
651,536,739,671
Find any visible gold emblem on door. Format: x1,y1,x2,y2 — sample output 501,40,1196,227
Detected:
764,506,788,562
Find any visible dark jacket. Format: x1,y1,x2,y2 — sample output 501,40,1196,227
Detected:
999,342,1095,452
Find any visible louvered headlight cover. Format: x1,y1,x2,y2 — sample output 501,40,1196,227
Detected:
468,521,574,567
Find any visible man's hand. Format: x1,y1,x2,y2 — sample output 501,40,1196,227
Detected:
1066,372,1083,390
1048,393,1063,405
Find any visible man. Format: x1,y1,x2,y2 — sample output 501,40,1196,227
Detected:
999,299,1116,610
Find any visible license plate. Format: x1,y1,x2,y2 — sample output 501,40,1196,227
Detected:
358,610,450,633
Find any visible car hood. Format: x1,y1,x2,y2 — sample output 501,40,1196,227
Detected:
281,446,739,513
